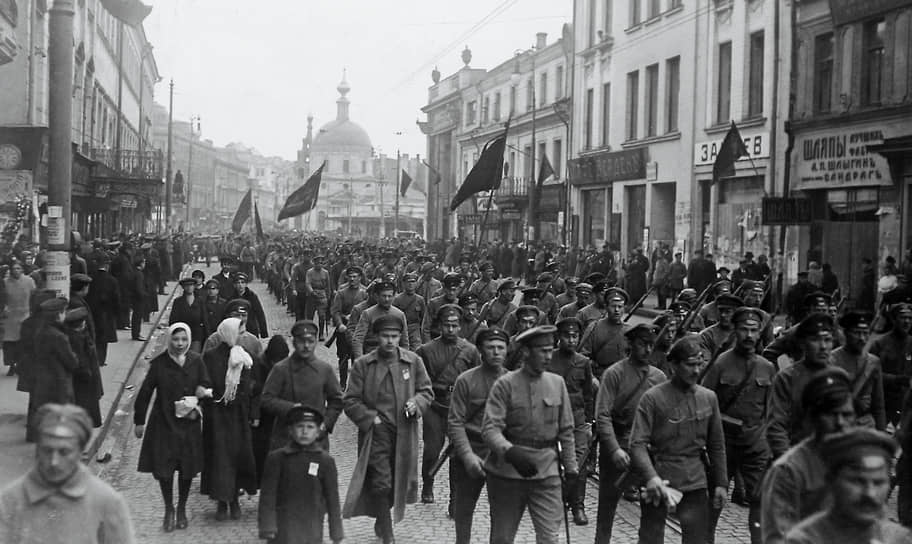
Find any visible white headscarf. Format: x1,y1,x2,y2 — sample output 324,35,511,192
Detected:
216,317,253,403
167,322,192,367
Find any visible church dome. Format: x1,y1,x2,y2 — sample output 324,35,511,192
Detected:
312,72,373,152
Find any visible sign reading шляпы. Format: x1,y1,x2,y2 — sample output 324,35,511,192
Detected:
794,128,893,190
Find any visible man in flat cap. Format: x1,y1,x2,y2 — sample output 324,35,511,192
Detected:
629,336,727,544
447,327,510,543
170,277,207,353
504,305,543,371
868,302,912,426
548,317,596,525
85,251,119,366
202,278,228,340
0,403,135,543
467,262,497,306
67,272,96,358
701,307,777,544
555,277,578,309
29,298,79,442
342,314,433,544
697,293,743,366
232,273,269,339
393,272,427,349
832,311,885,430
579,287,631,379
423,272,462,341
594,323,668,542
761,369,857,544
478,279,518,330
214,256,238,301
202,299,264,362
330,266,368,388
261,320,343,451
768,313,840,458
482,325,578,543
785,428,910,543
353,281,409,359
415,304,481,504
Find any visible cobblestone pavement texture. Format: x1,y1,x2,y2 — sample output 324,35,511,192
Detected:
100,267,753,543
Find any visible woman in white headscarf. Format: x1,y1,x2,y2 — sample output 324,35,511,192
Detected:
200,317,258,521
134,322,212,532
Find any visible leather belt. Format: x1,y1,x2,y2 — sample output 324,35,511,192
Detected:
505,434,556,450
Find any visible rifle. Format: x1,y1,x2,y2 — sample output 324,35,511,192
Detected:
556,441,573,544
428,442,453,479
324,329,338,348
678,283,714,333
623,286,656,322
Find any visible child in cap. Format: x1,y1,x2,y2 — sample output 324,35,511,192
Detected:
258,406,343,544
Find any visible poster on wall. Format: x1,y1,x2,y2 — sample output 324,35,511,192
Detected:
794,128,893,190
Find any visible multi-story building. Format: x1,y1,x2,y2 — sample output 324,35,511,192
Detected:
213,145,250,231
0,1,161,237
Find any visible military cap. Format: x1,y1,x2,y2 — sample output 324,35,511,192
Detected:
555,316,582,333
716,266,731,275
36,403,93,448
374,280,397,293
575,282,593,293
802,291,832,308
284,404,324,426
800,367,852,414
712,280,732,293
458,293,478,307
652,312,674,329
497,279,517,292
514,305,540,320
584,272,606,285
372,314,403,333
514,325,557,347
291,320,319,338
219,255,235,265
64,307,88,322
668,336,702,361
546,261,561,271
313,253,326,261
420,263,436,274
232,272,249,283
179,277,198,287
70,273,92,289
838,311,873,330
345,265,364,276
741,280,766,293
565,277,578,287
715,294,744,308
522,287,543,300
40,297,68,313
625,323,658,342
476,327,510,346
402,272,418,282
795,313,836,339
820,428,898,472
889,303,912,319
436,303,463,321
605,287,629,304
669,301,692,313
204,278,220,289
442,273,463,287
459,253,471,262
225,298,251,316
191,269,206,279
479,262,494,271
677,288,698,302
732,306,763,325
536,273,554,284
592,280,612,294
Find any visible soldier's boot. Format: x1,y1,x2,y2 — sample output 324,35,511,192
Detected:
571,470,589,525
572,503,589,526
421,480,435,504
373,492,395,544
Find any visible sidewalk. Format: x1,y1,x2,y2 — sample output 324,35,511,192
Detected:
0,275,184,486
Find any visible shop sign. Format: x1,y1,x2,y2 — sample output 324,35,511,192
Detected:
828,0,909,26
694,131,769,166
119,196,137,208
794,129,893,190
761,197,813,225
460,213,481,225
568,147,648,186
501,209,522,220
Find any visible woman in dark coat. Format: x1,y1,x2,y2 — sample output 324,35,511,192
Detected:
134,322,212,532
251,334,290,485
29,297,79,440
170,277,208,353
201,317,258,521
65,307,103,427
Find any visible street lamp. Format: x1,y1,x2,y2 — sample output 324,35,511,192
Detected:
512,46,540,242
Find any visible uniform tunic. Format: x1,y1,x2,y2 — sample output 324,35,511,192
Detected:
547,349,596,427
785,511,912,544
577,303,607,332
701,349,776,448
467,278,497,305
766,359,829,458
760,439,828,544
392,292,426,347
579,319,630,378
557,300,583,321
352,305,409,359
868,329,912,423
698,324,736,365
478,298,516,329
448,365,506,463
423,294,459,341
831,347,886,430
595,358,667,455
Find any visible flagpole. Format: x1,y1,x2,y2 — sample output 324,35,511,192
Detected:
476,189,495,248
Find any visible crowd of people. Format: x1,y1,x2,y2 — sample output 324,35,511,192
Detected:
2,231,912,544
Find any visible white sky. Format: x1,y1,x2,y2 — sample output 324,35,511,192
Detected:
143,0,571,160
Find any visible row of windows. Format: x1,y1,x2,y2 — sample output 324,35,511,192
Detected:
501,139,563,180
466,64,565,127
717,31,765,125
585,0,684,47
813,18,886,113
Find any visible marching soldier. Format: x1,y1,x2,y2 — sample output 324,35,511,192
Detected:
547,317,596,525
352,281,409,359
329,266,368,389
457,293,486,344
701,307,777,544
534,274,561,323
392,272,427,349
447,327,509,544
578,281,610,332
579,287,630,379
594,324,667,542
502,288,549,335
416,263,442,303
467,262,497,305
478,279,518,329
555,277,578,309
762,291,833,368
740,280,775,349
832,311,886,430
414,304,481,504
867,302,912,426
482,325,578,544
698,293,742,367
673,289,705,332
423,273,462,342
504,305,541,371
699,281,733,328
304,254,331,339
558,282,591,320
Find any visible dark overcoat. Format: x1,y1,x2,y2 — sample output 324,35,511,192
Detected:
67,325,103,426
170,295,208,345
30,321,79,408
86,269,120,343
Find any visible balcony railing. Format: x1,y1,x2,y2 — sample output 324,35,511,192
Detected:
496,176,530,197
91,148,164,180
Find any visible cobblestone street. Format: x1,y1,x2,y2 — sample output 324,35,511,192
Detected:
101,273,751,543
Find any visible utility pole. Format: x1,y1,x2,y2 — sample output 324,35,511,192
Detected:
394,149,401,237
46,0,75,297
165,79,174,233
186,115,200,228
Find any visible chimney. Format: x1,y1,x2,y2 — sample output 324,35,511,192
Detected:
536,32,547,50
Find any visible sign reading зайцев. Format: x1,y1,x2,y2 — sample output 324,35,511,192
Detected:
794,128,893,191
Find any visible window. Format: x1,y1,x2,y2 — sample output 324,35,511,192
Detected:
362,161,367,173
602,82,611,145
588,0,598,47
717,41,732,123
526,79,534,111
629,0,641,26
604,0,612,36
509,85,516,115
814,33,834,113
626,71,639,140
509,151,516,177
342,160,350,173
493,92,502,121
669,0,681,9
585,88,594,149
538,142,547,179
524,145,533,178
648,0,660,19
482,96,490,123
466,101,477,125
645,63,659,137
555,65,564,99
748,31,764,117
539,72,548,106
862,19,885,106
553,139,563,179
666,56,680,132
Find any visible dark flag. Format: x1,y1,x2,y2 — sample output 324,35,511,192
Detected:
400,170,412,197
712,121,750,183
537,154,556,186
254,202,264,242
449,126,508,212
98,0,153,26
278,162,325,221
232,189,251,234
423,160,442,185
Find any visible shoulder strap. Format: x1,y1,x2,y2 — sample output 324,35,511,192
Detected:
614,365,652,412
719,358,758,414
851,354,877,398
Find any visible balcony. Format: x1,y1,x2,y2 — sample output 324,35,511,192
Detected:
90,148,164,181
495,176,530,207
